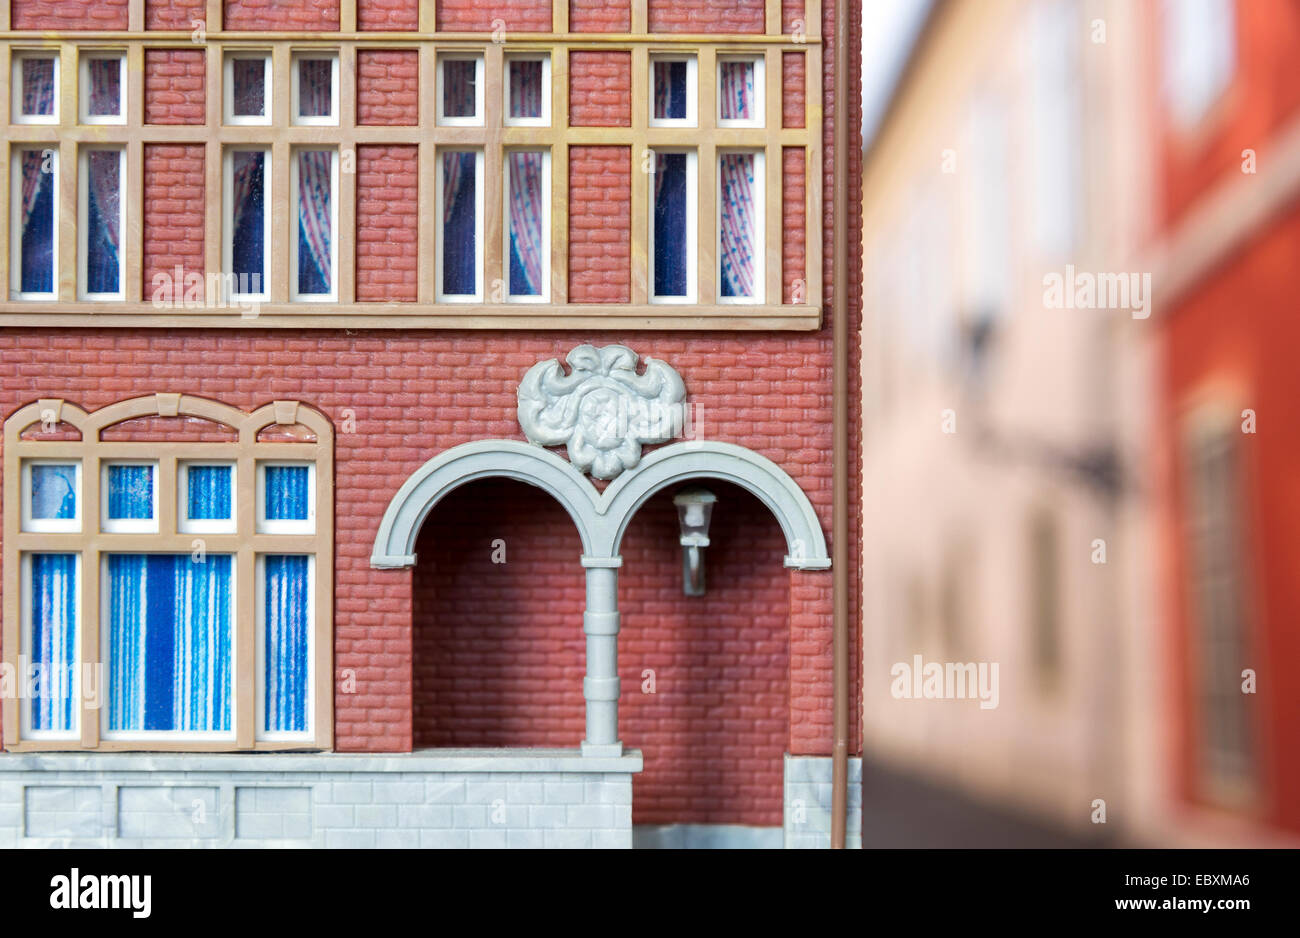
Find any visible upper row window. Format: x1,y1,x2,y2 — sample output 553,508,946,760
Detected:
11,51,126,126
225,52,340,126
652,54,764,129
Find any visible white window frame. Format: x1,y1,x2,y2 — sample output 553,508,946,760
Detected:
716,54,765,129
21,459,82,534
9,147,59,302
254,553,316,742
434,147,485,303
222,146,272,301
256,461,317,535
101,460,160,534
290,52,339,127
716,149,766,305
98,552,239,743
19,552,82,742
79,52,126,125
647,148,698,305
436,53,485,127
77,145,127,302
178,461,238,535
224,52,272,126
290,147,340,302
11,51,59,125
503,148,552,303
648,53,698,128
503,53,551,127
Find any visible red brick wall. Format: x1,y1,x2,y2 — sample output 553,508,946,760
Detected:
144,50,206,126
12,0,127,29
570,0,630,33
357,50,419,126
223,0,340,31
569,146,631,303
143,144,206,303
436,0,550,33
782,148,805,304
648,0,765,34
782,0,804,34
783,52,806,128
358,0,419,31
356,145,418,303
568,52,631,127
146,0,206,30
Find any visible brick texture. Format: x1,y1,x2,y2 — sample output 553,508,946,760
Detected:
436,0,550,33
783,0,804,34
143,144,206,305
569,0,631,33
648,0,765,34
782,148,806,304
358,0,419,31
12,0,127,29
144,50,206,126
223,0,340,31
783,51,806,128
146,0,206,30
356,145,418,303
357,50,419,126
569,146,631,303
569,51,631,128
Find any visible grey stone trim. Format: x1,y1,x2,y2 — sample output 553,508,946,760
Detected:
634,824,783,849
783,753,864,849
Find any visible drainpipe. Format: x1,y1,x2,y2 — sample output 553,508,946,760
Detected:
830,0,851,850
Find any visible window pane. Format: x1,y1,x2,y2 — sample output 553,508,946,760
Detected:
22,58,55,116
86,150,122,295
297,150,333,296
653,152,688,297
232,59,265,117
107,464,154,520
654,60,687,120
298,58,332,118
265,465,310,521
507,152,545,296
29,554,78,733
231,150,266,292
264,555,310,733
719,60,756,121
509,59,543,119
87,58,121,116
442,151,477,296
719,153,758,298
19,150,56,294
187,465,232,521
107,554,233,733
442,59,476,118
30,464,77,520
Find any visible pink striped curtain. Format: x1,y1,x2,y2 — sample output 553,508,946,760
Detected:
88,58,121,116
443,59,476,118
89,150,121,252
22,58,55,116
298,59,332,118
508,152,544,294
719,153,758,298
297,150,332,292
509,59,543,119
719,60,755,121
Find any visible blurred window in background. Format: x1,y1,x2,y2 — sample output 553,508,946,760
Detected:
1162,0,1236,129
1029,0,1082,258
964,90,1011,329
901,179,954,372
1028,507,1062,694
1183,419,1256,800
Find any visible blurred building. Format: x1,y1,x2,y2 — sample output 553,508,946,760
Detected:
860,0,1300,846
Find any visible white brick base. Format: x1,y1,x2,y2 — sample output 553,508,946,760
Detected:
783,754,863,849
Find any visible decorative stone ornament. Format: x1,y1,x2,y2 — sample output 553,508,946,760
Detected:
517,344,687,480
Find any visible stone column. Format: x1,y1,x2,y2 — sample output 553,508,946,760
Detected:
580,556,622,756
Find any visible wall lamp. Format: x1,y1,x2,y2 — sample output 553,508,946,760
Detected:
673,487,716,597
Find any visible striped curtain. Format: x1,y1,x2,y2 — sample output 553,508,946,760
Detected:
264,555,310,733
298,59,332,118
231,151,265,287
107,464,153,520
719,61,755,121
719,153,758,298
29,554,78,733
442,151,477,295
86,150,122,294
443,59,476,117
88,58,121,117
187,465,232,521
265,465,309,521
654,61,687,120
296,150,333,295
508,152,544,296
509,60,543,119
30,464,77,520
232,59,265,117
653,152,688,297
19,150,55,293
22,58,55,116
107,554,233,734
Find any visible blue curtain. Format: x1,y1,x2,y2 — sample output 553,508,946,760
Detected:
265,465,309,521
508,152,544,296
19,150,55,294
29,554,77,733
442,151,477,295
30,464,77,520
264,555,310,733
654,61,687,120
653,152,688,297
107,554,232,734
86,150,121,295
231,150,265,289
187,465,232,521
107,464,153,520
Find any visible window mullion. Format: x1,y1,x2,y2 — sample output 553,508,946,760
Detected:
235,448,258,749
484,43,505,298
629,45,650,304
